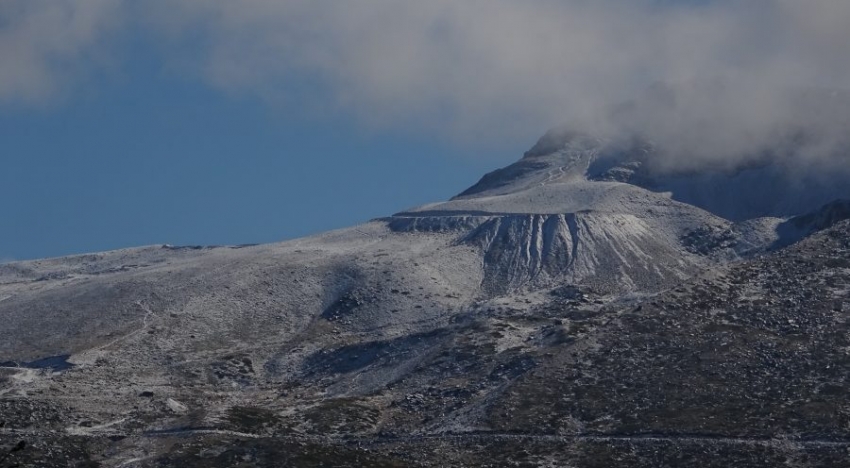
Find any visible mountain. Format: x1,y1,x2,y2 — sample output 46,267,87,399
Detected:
1,130,849,467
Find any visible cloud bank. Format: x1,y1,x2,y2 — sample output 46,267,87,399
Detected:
0,0,120,104
2,0,850,166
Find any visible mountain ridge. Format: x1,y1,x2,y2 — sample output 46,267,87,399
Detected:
2,128,850,466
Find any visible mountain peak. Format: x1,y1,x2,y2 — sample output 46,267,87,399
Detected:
522,128,605,158
454,129,615,200
455,127,850,221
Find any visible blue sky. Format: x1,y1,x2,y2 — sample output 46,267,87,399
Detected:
0,51,523,260
2,1,848,261
0,4,534,261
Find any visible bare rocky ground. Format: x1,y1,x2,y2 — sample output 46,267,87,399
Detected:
2,132,850,467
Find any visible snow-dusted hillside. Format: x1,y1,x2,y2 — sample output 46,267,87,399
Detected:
2,128,850,467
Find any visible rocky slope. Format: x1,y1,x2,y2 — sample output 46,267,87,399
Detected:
1,130,849,467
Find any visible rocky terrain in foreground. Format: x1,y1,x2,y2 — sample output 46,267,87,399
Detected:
2,130,850,467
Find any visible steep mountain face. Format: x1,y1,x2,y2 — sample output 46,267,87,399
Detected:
390,133,778,294
1,130,850,467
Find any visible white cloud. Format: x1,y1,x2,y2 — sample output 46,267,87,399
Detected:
3,0,850,166
145,1,850,158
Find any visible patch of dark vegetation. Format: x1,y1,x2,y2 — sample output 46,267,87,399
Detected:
210,355,256,387
322,292,367,322
0,399,66,430
0,435,101,468
302,398,381,435
34,272,71,282
225,406,282,435
155,436,409,468
302,330,444,377
567,438,848,468
0,263,37,282
562,309,601,321
487,356,537,382
354,436,850,467
681,226,738,255
549,285,589,301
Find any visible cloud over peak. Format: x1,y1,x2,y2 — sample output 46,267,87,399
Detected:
2,0,850,162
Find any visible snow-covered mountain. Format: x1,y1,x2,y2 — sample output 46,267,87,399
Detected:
2,128,850,467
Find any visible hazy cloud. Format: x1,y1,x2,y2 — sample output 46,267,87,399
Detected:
148,0,669,140
0,0,121,104
2,1,850,167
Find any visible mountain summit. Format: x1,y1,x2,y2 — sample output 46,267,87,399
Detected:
460,127,850,220
2,128,850,466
